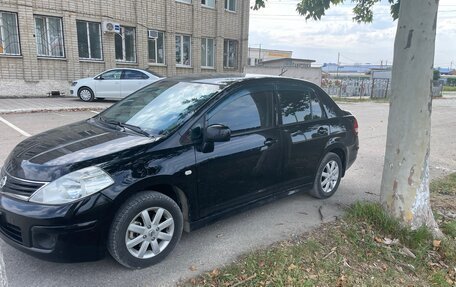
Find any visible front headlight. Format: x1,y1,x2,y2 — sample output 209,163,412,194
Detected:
71,81,78,86
29,166,114,205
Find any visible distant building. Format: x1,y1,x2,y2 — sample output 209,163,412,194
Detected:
245,57,321,86
322,63,391,74
436,67,454,75
247,47,292,66
259,58,315,68
0,0,250,97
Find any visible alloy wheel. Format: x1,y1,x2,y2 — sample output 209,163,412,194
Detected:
125,207,175,259
320,160,339,193
79,89,92,101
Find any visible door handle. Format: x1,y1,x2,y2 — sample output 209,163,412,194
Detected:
317,126,329,135
264,138,278,147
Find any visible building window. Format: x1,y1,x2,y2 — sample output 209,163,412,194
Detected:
202,0,215,8
223,39,237,68
34,15,64,57
225,0,236,11
201,37,214,68
176,34,191,66
76,20,102,60
0,12,20,55
148,31,165,64
115,26,136,62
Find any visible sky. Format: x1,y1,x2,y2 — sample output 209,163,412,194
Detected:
248,0,456,68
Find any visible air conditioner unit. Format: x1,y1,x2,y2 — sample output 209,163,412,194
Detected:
148,30,159,39
102,21,121,33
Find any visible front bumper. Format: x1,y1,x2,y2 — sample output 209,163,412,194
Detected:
0,192,113,262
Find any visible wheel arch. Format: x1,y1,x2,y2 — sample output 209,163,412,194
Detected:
111,183,191,232
78,85,94,93
78,85,95,98
322,144,347,177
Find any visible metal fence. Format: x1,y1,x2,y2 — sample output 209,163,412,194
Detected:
322,77,442,98
322,77,386,98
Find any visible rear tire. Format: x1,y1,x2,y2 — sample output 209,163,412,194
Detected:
309,152,342,199
107,191,183,269
78,87,95,102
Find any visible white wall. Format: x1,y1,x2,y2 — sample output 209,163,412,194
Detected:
0,80,71,97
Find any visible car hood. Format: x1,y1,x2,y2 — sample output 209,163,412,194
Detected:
3,120,155,182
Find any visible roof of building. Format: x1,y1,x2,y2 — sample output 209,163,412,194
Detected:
248,47,293,53
261,58,316,64
437,67,453,74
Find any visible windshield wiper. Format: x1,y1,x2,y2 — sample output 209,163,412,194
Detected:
120,122,152,138
98,116,153,138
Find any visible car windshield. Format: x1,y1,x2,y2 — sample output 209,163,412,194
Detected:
99,80,222,136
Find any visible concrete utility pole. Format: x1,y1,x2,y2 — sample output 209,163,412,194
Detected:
336,52,340,78
258,44,262,64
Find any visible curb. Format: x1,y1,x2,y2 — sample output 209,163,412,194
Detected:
0,96,71,99
0,107,106,115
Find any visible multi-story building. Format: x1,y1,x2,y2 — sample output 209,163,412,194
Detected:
0,0,249,96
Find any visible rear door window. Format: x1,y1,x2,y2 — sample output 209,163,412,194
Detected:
310,95,323,120
122,70,149,80
278,86,325,124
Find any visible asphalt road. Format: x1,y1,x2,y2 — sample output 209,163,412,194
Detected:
0,99,455,287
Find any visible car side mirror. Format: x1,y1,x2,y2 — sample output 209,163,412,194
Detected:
96,76,103,80
205,124,231,142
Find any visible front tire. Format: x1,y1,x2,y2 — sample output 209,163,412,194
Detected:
78,87,95,102
309,152,342,199
107,191,183,269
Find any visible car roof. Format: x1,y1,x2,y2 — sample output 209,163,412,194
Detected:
105,68,146,72
163,73,305,87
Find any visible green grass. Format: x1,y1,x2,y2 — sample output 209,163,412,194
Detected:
430,173,456,195
442,221,456,238
443,86,456,92
183,175,456,286
346,202,433,250
430,172,456,264
183,201,456,287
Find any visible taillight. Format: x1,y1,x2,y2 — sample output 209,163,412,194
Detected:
353,118,359,135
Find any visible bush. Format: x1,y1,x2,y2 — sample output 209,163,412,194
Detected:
447,78,456,87
433,70,441,81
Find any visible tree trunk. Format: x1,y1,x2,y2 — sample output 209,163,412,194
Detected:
380,0,442,237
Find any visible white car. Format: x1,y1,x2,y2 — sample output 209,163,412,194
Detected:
70,68,161,102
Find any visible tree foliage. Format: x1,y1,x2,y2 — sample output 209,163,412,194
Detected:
433,70,441,81
253,0,400,23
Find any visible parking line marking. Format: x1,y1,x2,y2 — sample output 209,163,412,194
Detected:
0,116,31,137
90,110,100,114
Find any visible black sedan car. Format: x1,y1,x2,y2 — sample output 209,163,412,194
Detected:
0,74,358,269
